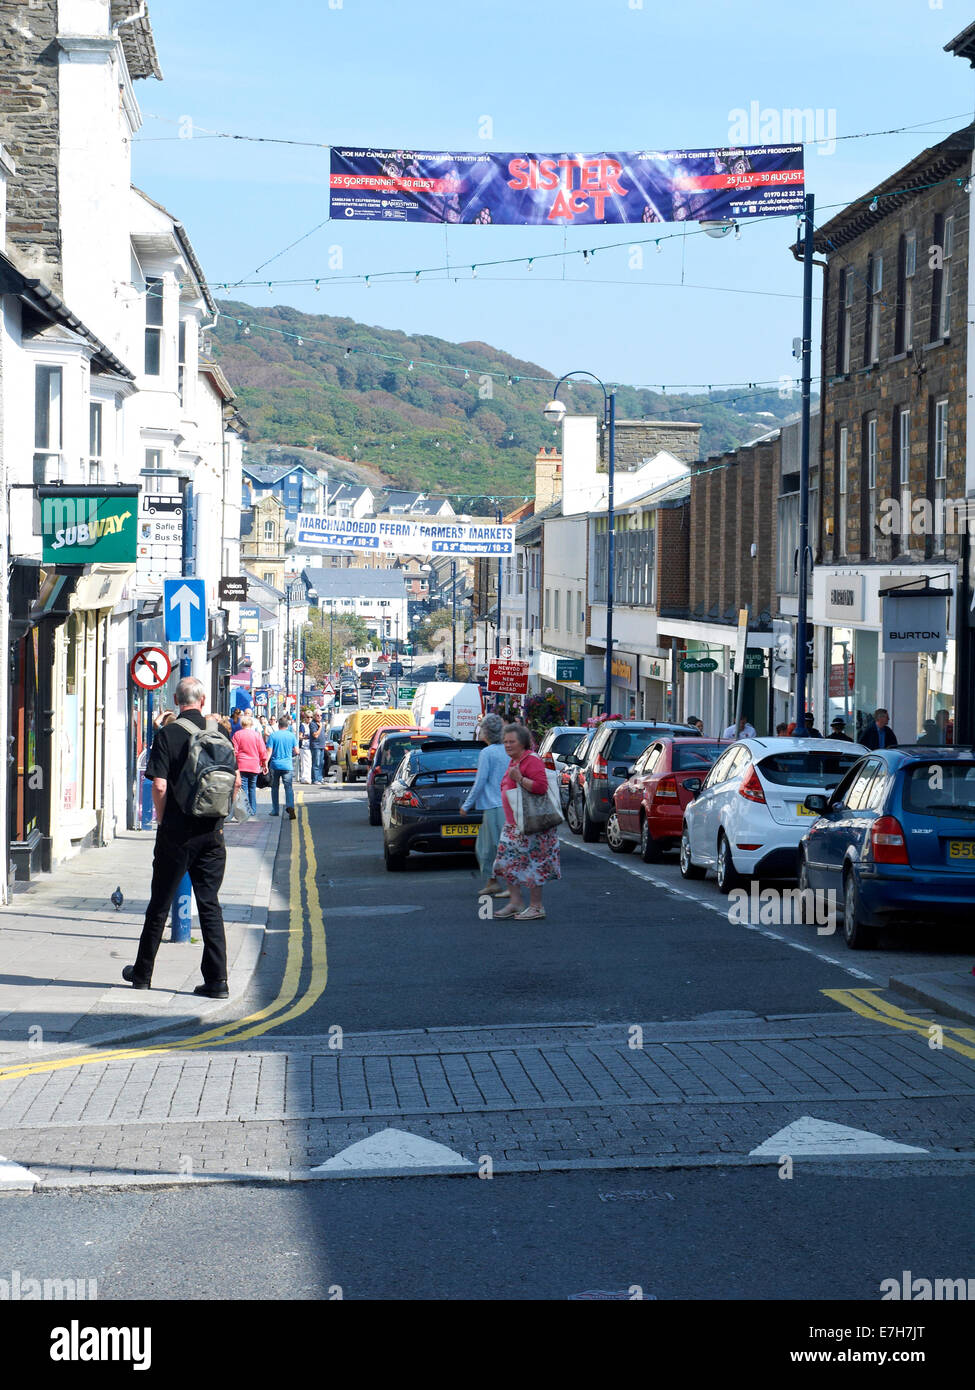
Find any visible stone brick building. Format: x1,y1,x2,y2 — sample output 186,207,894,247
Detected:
810,123,972,741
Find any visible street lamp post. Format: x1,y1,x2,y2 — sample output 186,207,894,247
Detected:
543,372,616,717
451,558,457,678
794,192,815,727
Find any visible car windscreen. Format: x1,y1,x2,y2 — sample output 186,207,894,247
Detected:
758,751,861,789
903,761,975,818
606,729,660,761
408,747,482,782
380,735,447,767
549,732,584,755
673,743,727,770
328,727,344,740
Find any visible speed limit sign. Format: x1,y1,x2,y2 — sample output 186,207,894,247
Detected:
292,659,305,674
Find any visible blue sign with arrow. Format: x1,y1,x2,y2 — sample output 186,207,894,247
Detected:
164,577,206,643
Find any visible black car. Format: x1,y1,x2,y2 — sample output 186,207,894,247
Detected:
382,740,483,871
568,720,700,841
366,729,454,825
340,683,358,706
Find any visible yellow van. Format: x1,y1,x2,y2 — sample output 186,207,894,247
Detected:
339,708,414,782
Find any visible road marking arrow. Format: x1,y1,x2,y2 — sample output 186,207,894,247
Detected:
0,1153,39,1188
750,1116,927,1157
169,582,201,641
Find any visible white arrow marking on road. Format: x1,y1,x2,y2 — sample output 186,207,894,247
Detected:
169,583,201,640
0,1153,39,1188
311,1127,475,1172
749,1116,927,1156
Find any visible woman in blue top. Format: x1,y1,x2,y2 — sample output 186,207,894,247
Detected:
461,712,509,897
265,715,298,819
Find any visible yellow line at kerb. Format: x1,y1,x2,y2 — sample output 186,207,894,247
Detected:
0,797,327,1083
823,988,975,1061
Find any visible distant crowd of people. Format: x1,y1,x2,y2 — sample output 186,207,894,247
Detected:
706,707,954,748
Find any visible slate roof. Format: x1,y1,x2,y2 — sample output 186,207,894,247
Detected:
301,568,410,600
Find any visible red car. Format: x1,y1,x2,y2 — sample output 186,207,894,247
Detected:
608,737,732,861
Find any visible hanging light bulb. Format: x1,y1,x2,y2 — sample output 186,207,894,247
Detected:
582,249,590,264
314,279,321,291
345,347,352,357
733,223,741,240
869,195,879,212
365,275,371,288
655,240,662,253
415,271,421,283
297,337,303,347
268,282,273,294
408,361,414,371
527,258,533,272
471,265,477,278
243,325,251,336
464,369,470,380
965,177,974,195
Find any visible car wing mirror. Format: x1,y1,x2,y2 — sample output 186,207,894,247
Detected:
684,777,703,796
804,794,829,814
612,764,631,777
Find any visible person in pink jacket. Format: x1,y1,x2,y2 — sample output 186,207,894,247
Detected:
232,712,269,816
492,723,561,921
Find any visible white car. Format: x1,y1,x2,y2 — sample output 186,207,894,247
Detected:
679,737,862,893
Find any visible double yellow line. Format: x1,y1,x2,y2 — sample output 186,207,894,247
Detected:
823,987,975,1060
0,801,327,1084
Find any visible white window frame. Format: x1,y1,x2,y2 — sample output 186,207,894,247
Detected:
264,520,276,543
934,398,948,548
34,363,63,484
869,256,882,364
145,276,164,377
553,589,560,629
867,417,878,557
837,427,848,553
898,408,911,551
903,232,916,350
842,269,853,373
939,215,954,339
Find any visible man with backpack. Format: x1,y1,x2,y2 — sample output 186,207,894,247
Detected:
123,677,241,998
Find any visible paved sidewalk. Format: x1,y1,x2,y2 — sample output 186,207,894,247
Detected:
0,809,283,1052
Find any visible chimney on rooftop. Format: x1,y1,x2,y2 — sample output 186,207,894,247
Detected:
534,446,562,510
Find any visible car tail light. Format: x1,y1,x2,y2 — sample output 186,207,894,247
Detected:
394,790,421,808
543,751,556,770
738,768,766,803
592,755,609,781
653,776,678,800
870,815,909,865
350,741,358,757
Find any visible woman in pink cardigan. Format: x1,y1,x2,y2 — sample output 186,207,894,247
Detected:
493,723,561,920
232,712,269,817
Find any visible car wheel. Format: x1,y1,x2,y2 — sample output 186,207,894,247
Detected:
797,850,814,913
842,870,877,949
581,802,601,842
566,795,583,835
715,833,745,895
384,842,407,872
679,827,705,879
368,800,381,826
640,814,664,863
606,812,635,854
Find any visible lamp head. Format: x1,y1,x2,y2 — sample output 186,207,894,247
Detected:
543,398,567,424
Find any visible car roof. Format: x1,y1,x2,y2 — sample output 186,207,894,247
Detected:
883,745,975,763
740,737,864,752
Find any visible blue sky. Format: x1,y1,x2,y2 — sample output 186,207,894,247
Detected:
133,0,975,394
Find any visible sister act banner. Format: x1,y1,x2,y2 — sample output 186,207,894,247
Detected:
329,145,804,226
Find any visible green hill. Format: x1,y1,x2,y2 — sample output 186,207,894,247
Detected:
211,300,805,508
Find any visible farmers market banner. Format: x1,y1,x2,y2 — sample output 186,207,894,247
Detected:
296,514,515,557
329,145,804,225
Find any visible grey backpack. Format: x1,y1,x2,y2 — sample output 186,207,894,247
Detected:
171,718,238,818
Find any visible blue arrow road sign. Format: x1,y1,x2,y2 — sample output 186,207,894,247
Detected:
164,577,206,643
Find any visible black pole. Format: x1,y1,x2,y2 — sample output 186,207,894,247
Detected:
794,191,815,726
604,390,616,719
495,504,502,659
284,585,290,708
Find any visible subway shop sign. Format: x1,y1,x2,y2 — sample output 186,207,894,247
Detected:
38,486,140,564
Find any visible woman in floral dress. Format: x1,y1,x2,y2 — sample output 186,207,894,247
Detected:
493,724,560,921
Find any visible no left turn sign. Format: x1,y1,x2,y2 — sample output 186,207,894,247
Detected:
130,646,172,691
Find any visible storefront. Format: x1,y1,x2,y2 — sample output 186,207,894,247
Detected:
812,567,957,743
610,651,640,719
534,650,593,722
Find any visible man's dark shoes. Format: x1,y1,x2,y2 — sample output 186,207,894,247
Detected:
194,981,229,999
122,965,150,990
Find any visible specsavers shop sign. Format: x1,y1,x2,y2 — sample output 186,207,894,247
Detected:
296,514,515,557
38,487,139,564
330,145,804,225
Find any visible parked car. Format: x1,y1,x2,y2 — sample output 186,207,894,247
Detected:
562,730,600,829
537,726,589,782
609,738,732,860
366,728,454,824
680,737,862,893
381,740,484,870
339,709,414,781
567,721,702,842
798,746,975,948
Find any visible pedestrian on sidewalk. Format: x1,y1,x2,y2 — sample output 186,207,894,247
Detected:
124,677,241,999
309,708,329,782
265,714,298,819
492,723,561,922
232,712,269,816
297,709,313,784
460,712,508,897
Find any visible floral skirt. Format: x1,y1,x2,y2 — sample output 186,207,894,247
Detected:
493,824,562,886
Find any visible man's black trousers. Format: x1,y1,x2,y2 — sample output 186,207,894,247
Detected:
132,826,228,986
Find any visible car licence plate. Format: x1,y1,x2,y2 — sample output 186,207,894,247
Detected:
948,840,975,859
443,824,478,837
795,804,818,816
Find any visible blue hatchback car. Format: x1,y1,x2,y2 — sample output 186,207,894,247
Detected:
798,747,975,948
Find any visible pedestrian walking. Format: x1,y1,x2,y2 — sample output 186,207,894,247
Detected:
460,713,509,897
297,710,313,783
123,677,240,998
309,709,329,782
722,715,756,739
802,712,823,738
265,714,298,819
492,723,561,921
858,708,899,749
829,716,854,741
232,712,269,816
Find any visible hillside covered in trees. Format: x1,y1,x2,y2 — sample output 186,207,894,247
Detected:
211,301,806,505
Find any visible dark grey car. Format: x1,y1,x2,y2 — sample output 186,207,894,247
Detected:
569,721,700,841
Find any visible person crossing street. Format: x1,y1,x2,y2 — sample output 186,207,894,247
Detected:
265,714,298,819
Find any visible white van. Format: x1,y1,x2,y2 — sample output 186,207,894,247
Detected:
411,682,484,740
